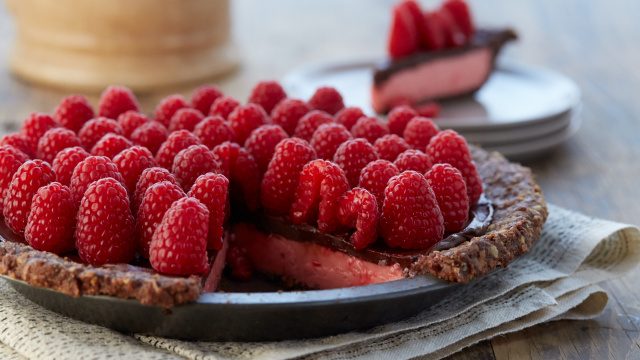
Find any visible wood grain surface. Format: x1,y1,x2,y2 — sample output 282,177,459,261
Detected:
1,0,639,358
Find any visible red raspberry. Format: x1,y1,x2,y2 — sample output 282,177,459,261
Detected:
426,163,469,232
413,101,441,118
358,159,400,203
374,134,410,161
129,121,168,155
154,95,189,128
137,181,186,258
335,107,365,130
91,133,133,159
338,188,378,250
78,117,123,150
98,86,140,119
172,144,219,189
227,244,253,281
443,0,474,40
427,129,483,205
155,130,201,170
75,178,136,265
117,111,149,138
403,116,439,150
113,146,157,193
0,144,29,163
69,156,125,204
380,171,444,249
388,1,420,59
290,160,349,232
244,124,288,173
193,115,235,150
191,85,223,115
0,146,29,214
36,128,82,163
24,182,76,254
168,108,204,133
21,113,58,153
351,116,389,143
332,138,379,187
271,98,311,135
188,173,229,250
227,103,269,144
248,80,287,114
260,138,316,214
293,110,334,141
149,197,210,275
387,105,418,135
394,149,432,173
212,142,261,211
133,167,179,212
54,95,95,133
209,96,240,120
51,146,89,186
308,86,344,115
3,160,56,235
310,123,352,160
0,133,33,158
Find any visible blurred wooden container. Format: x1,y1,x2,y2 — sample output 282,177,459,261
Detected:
5,0,238,92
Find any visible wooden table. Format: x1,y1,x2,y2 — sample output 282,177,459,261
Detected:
1,0,639,358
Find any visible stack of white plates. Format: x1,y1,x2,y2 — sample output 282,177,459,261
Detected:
284,60,581,161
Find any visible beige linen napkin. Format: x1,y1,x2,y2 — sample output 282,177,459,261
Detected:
0,205,638,360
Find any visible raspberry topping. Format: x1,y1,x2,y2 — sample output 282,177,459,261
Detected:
310,123,353,160
244,124,288,173
358,159,400,203
91,133,133,159
117,111,150,138
333,138,379,187
0,146,29,214
51,146,89,186
129,121,168,155
443,0,475,40
248,80,287,114
98,86,140,120
133,167,179,212
25,182,76,254
308,86,344,115
270,98,311,135
69,156,125,204
155,130,202,170
394,149,433,173
191,85,223,115
172,144,219,189
0,133,33,158
388,1,420,59
78,117,123,150
154,95,189,128
227,103,269,144
350,116,390,143
374,134,411,161
337,188,379,250
168,108,204,133
209,96,240,120
293,110,334,141
212,142,261,211
193,115,235,150
36,128,82,163
403,116,439,150
22,113,58,153
335,107,365,131
426,163,469,232
113,145,157,194
137,181,186,258
227,244,253,281
188,172,229,250
420,11,446,51
387,105,418,135
54,95,95,133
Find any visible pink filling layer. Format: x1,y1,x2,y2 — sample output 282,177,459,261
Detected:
372,48,492,113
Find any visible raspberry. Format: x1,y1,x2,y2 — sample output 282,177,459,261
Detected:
113,146,157,193
413,101,441,118
212,142,261,211
227,244,253,281
394,149,432,173
36,128,82,163
133,167,179,212
227,103,269,144
403,116,439,150
388,1,420,59
117,111,149,138
137,181,186,258
188,173,229,250
244,124,288,173
332,138,379,187
380,171,444,249
149,197,210,275
54,95,95,133
335,107,365,130
0,146,29,214
22,113,58,153
3,160,56,235
310,123,352,160
69,156,125,204
129,121,168,155
51,146,89,186
209,96,240,120
172,144,219,189
435,8,465,48
248,80,287,114
420,11,446,51
443,0,474,40
308,86,344,115
426,163,469,232
289,160,349,232
91,133,133,159
168,108,204,133
97,86,140,119
0,133,33,158
191,85,223,115
293,110,334,141
24,182,76,254
337,188,378,250
374,134,410,161
76,178,136,265
358,159,400,203
193,115,235,150
78,117,123,150
350,116,389,143
154,95,189,128
271,98,311,135
260,138,316,215
427,130,483,205
155,130,201,170
0,144,29,163
387,105,417,135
